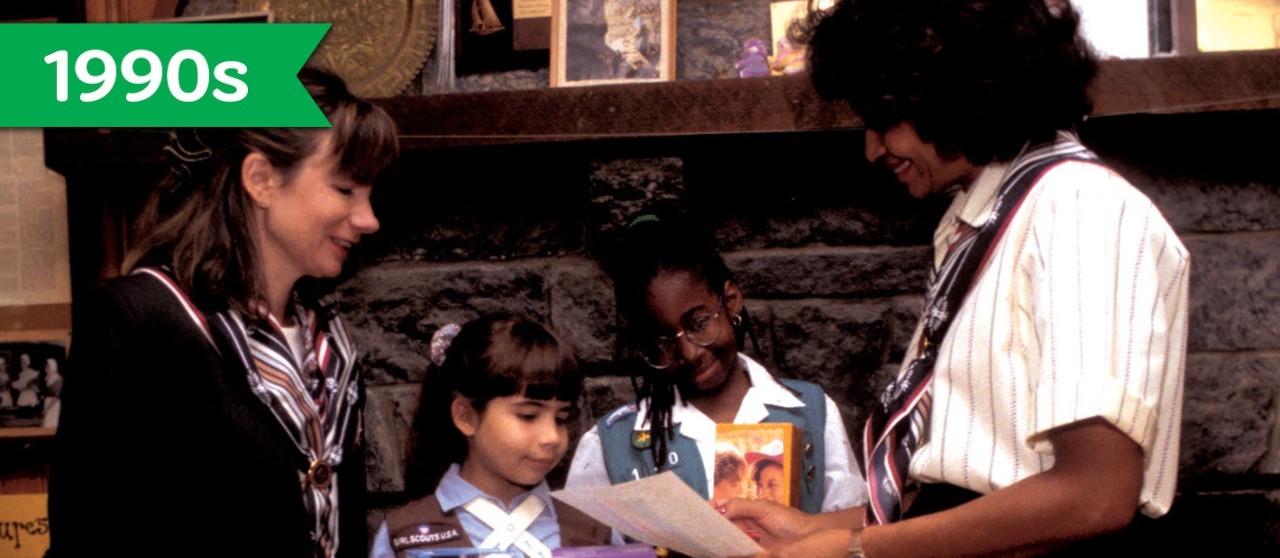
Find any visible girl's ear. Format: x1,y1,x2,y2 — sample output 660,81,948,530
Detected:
723,280,744,319
241,151,279,209
451,394,480,437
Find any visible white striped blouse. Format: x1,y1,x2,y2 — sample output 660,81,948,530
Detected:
906,155,1190,518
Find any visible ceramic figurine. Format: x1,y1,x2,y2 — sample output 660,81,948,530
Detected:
772,38,807,75
737,38,772,78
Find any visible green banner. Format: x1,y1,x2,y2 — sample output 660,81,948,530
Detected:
0,23,331,127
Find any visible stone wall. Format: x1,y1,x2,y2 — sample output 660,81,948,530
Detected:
340,108,1280,551
175,0,1280,550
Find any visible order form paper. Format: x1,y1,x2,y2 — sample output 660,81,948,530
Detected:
552,471,764,558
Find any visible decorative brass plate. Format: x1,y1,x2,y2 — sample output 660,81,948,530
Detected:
237,0,438,98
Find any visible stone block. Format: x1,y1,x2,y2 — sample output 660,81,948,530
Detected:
363,383,422,494
457,68,551,93
887,295,925,363
1186,234,1280,351
586,157,686,252
1140,180,1280,234
727,246,930,298
1180,353,1280,476
740,299,777,364
366,149,585,263
767,299,893,427
547,258,617,363
1085,111,1280,234
336,261,555,384
685,140,950,250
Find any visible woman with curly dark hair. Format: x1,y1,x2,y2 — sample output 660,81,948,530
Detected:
722,1,1190,557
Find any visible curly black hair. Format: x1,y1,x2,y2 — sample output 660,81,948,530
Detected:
796,0,1098,165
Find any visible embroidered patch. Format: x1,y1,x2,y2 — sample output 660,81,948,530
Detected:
391,523,463,550
631,430,652,450
603,402,638,429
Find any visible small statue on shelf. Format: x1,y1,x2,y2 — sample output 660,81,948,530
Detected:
737,37,771,78
470,0,505,35
771,38,807,75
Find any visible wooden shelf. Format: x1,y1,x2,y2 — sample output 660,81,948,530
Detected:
1090,49,1280,117
44,49,1280,170
382,49,1280,149
380,73,858,149
0,427,55,440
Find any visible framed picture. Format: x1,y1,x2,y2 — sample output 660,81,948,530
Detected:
146,10,274,23
0,330,70,434
550,0,675,87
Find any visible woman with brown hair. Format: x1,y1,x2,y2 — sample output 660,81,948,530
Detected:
48,66,399,558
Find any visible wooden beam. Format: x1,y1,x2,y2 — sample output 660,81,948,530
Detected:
382,50,1280,148
381,74,860,148
42,50,1280,156
0,305,72,332
1091,50,1280,116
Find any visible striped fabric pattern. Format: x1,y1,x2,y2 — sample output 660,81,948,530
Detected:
214,306,361,558
903,132,1189,518
134,267,362,557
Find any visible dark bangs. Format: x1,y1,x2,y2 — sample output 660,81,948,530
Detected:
300,65,399,185
329,101,399,186
454,317,583,404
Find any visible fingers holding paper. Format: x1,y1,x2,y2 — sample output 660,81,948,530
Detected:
718,497,815,545
718,498,866,557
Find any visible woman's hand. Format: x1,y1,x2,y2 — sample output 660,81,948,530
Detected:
730,528,855,558
770,528,856,558
717,497,821,548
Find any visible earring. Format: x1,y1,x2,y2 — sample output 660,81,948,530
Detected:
731,314,743,326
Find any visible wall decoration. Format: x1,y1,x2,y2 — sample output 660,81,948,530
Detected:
551,0,675,87
0,331,69,434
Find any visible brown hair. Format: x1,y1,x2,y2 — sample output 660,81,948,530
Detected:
124,65,399,313
404,314,584,497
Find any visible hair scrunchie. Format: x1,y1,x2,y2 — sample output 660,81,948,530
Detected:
429,323,462,366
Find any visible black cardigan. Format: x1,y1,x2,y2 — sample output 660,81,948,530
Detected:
48,274,367,558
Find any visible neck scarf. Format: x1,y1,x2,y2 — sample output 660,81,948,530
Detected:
463,495,553,558
863,134,1097,525
135,268,361,557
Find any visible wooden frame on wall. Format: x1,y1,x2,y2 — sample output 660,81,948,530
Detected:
0,330,71,438
550,0,675,87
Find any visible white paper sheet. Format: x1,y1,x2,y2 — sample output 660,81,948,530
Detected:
551,471,764,558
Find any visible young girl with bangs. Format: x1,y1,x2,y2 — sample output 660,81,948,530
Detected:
371,314,613,558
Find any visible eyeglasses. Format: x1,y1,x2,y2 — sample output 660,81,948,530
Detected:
638,297,724,369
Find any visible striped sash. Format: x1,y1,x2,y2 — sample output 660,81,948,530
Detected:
134,268,361,557
863,134,1098,525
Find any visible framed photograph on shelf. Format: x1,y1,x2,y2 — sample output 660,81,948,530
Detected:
146,10,274,23
550,0,675,87
0,330,70,436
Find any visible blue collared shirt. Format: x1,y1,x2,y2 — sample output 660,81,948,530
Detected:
370,463,561,558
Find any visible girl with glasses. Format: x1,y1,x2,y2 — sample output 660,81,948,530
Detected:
565,212,867,515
